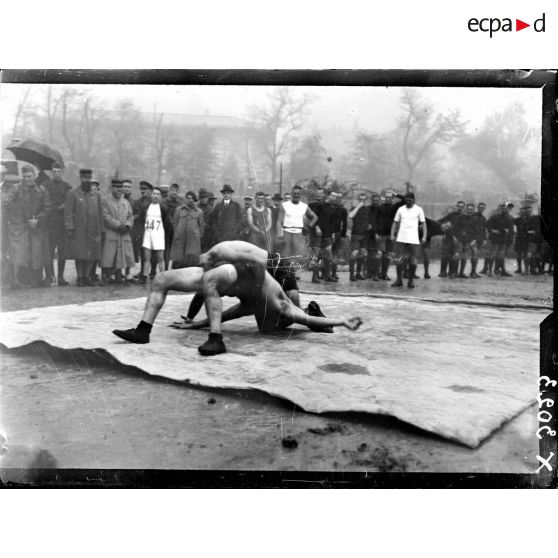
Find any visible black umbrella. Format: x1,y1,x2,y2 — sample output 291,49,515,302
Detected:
6,139,65,171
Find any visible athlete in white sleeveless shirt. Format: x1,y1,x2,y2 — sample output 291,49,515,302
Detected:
277,185,318,263
141,186,167,281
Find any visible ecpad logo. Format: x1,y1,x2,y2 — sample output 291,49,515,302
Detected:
468,13,546,37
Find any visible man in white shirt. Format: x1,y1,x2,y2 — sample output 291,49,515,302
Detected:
276,185,318,265
390,192,427,288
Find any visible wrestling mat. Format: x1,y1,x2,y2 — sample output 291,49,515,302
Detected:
0,293,543,448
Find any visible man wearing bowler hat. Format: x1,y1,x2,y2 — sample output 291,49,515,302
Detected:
64,168,103,286
42,161,72,286
206,184,244,247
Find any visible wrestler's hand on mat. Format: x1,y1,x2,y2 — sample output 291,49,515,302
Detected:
343,316,363,331
169,318,206,330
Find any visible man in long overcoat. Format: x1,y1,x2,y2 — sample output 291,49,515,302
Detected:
101,178,135,284
206,184,244,247
6,165,51,287
42,161,72,285
64,168,103,286
170,190,205,268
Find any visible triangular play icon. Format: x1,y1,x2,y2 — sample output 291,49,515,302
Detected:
516,19,530,31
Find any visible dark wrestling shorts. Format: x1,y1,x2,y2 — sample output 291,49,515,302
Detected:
225,261,266,298
267,252,299,292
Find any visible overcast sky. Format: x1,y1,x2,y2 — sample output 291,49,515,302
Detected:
1,83,542,135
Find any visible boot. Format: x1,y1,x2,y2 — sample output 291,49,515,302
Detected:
113,321,152,344
408,264,417,288
331,262,339,281
439,257,448,277
458,258,467,278
380,256,391,280
198,332,227,356
355,259,365,280
486,258,494,277
349,259,357,281
312,266,321,284
391,264,403,287
323,260,336,282
479,260,488,274
424,261,431,279
373,258,381,281
448,259,457,279
366,257,374,279
500,258,512,277
515,258,522,274
522,257,530,276
470,259,480,278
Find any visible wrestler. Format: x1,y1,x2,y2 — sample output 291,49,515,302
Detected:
112,242,362,355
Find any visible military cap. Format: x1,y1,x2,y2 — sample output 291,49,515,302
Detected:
244,195,254,201
139,181,154,190
79,168,93,178
111,178,123,187
159,184,170,192
221,184,234,194
272,193,283,201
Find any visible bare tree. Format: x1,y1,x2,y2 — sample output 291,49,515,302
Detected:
248,87,314,184
60,88,80,161
399,89,466,184
44,86,62,144
11,86,33,139
154,113,167,185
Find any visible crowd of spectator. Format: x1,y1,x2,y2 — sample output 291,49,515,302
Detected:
0,162,552,290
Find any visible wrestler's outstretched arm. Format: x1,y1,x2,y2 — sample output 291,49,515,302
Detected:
264,275,362,331
285,301,362,331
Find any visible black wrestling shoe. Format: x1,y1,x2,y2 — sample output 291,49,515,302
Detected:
198,332,227,356
306,301,333,333
112,327,150,344
391,279,403,287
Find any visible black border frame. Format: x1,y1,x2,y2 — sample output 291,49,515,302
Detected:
0,69,556,489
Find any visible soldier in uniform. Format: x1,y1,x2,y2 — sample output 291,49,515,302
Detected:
1,164,18,286
513,206,529,274
308,186,335,283
348,192,370,281
41,162,72,286
366,193,382,280
198,188,214,252
6,165,51,287
485,202,515,277
170,191,205,269
100,178,135,285
329,192,348,281
64,169,103,286
521,205,542,275
454,203,480,278
165,183,184,218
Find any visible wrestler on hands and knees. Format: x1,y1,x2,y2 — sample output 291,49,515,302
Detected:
112,241,362,355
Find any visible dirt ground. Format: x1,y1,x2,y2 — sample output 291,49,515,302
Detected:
0,258,551,481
